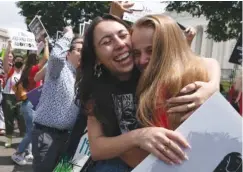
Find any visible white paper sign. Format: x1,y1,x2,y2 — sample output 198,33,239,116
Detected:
7,28,37,51
132,92,242,172
28,16,49,43
29,16,49,53
123,2,166,23
71,128,90,172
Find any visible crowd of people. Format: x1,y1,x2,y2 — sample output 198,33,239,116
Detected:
0,2,241,172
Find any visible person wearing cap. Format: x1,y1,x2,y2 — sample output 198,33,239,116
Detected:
2,40,25,148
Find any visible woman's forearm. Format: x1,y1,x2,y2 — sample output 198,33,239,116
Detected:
88,115,141,161
120,147,149,168
3,43,11,73
89,129,139,161
203,58,221,90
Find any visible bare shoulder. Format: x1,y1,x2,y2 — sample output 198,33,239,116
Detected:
200,57,220,69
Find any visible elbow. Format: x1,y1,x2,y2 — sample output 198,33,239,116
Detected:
34,76,39,82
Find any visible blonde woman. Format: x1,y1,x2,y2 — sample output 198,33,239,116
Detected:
133,15,210,130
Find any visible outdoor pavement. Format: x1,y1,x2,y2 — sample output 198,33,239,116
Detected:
0,131,32,172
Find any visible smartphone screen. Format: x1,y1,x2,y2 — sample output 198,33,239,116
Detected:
177,22,186,30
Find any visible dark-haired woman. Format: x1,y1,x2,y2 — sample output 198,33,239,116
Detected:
11,39,49,166
75,10,221,171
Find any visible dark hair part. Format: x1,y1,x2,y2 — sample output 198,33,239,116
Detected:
69,34,83,52
75,14,130,136
17,53,38,89
13,54,24,61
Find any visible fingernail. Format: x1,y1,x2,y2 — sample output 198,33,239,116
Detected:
169,161,174,165
187,144,191,149
177,160,182,164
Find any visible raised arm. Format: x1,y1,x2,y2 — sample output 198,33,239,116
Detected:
34,65,46,82
48,26,73,79
109,1,135,18
37,38,49,69
3,40,12,74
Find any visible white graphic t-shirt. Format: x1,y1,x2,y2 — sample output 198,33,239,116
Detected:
3,70,22,94
112,93,138,133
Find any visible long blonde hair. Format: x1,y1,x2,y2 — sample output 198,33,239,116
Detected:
135,15,209,129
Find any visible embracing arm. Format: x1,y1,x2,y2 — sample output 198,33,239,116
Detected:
120,147,148,168
48,27,73,79
88,115,139,161
203,58,220,91
88,115,148,167
88,115,189,165
167,58,221,115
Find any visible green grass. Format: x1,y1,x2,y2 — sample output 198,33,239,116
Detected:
54,156,73,172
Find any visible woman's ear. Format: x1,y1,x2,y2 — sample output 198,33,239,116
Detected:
66,51,71,60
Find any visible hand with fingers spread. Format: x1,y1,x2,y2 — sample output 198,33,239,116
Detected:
109,1,136,18
136,127,190,165
166,81,218,128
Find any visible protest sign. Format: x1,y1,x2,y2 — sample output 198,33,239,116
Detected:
132,92,242,172
28,16,49,54
71,128,90,172
54,114,91,172
28,16,49,43
123,2,166,23
7,28,37,51
229,33,242,65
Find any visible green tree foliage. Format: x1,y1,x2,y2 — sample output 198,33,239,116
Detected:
16,1,110,38
166,1,242,42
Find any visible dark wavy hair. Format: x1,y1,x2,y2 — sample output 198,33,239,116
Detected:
17,53,38,89
75,14,131,136
69,34,83,52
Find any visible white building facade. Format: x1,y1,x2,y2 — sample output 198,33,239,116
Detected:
165,11,240,80
0,28,8,50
